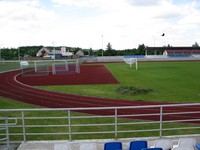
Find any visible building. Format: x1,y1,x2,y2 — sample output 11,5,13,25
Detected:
75,50,84,57
36,47,51,57
36,47,73,59
145,47,200,57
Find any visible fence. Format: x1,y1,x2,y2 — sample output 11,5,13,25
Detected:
0,118,10,150
0,103,200,142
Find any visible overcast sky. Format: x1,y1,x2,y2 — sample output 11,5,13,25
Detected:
0,0,200,49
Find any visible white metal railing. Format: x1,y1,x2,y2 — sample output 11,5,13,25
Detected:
0,103,200,142
0,118,10,150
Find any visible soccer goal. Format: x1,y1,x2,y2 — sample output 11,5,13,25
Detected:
34,61,50,73
68,59,80,73
52,60,68,75
123,56,138,70
52,59,80,75
20,61,29,69
21,61,49,77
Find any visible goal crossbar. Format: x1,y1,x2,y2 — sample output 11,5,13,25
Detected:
123,57,138,70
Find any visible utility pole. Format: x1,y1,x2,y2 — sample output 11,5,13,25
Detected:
0,45,1,61
101,35,103,57
18,46,20,61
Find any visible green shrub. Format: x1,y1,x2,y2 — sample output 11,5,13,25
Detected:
116,86,153,95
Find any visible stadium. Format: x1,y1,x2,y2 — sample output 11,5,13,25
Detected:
0,48,200,150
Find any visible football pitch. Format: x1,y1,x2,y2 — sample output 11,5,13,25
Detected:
38,61,200,103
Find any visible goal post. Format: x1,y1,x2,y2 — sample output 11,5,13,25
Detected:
21,61,49,77
52,59,80,75
52,60,69,75
34,60,50,73
123,56,138,70
21,59,80,76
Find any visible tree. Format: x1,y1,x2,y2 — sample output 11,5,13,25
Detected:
95,49,103,56
192,42,199,47
19,46,43,57
136,44,145,55
72,47,82,54
83,48,93,56
106,42,112,51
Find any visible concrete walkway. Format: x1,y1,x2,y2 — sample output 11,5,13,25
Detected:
17,139,154,150
17,136,200,150
17,138,173,150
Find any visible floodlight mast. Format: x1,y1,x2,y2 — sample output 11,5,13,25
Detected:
101,35,103,57
0,45,1,61
18,46,20,61
152,33,165,47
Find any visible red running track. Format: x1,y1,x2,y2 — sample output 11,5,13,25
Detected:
0,65,200,123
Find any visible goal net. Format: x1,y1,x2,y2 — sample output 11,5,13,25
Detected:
52,59,80,75
123,56,138,70
21,61,49,77
21,59,80,76
52,60,68,75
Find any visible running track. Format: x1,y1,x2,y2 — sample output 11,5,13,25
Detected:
0,65,200,123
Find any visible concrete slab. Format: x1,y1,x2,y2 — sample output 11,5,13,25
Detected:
17,139,153,150
17,137,200,150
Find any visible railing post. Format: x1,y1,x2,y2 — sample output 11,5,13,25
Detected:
114,108,118,139
68,110,72,141
0,117,10,150
159,106,163,137
21,110,26,141
5,118,10,149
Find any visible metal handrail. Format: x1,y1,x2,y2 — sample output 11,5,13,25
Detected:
0,118,10,150
0,103,199,111
0,103,200,142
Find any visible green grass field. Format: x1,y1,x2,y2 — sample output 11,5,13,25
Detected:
38,61,200,103
0,62,20,72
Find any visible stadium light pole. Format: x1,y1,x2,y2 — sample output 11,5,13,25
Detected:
101,35,103,57
18,46,20,61
153,36,155,47
152,33,165,47
0,44,1,61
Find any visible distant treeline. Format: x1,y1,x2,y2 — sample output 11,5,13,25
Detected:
1,41,199,60
0,44,153,60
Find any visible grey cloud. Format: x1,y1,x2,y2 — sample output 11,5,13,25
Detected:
155,11,182,20
127,0,161,6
